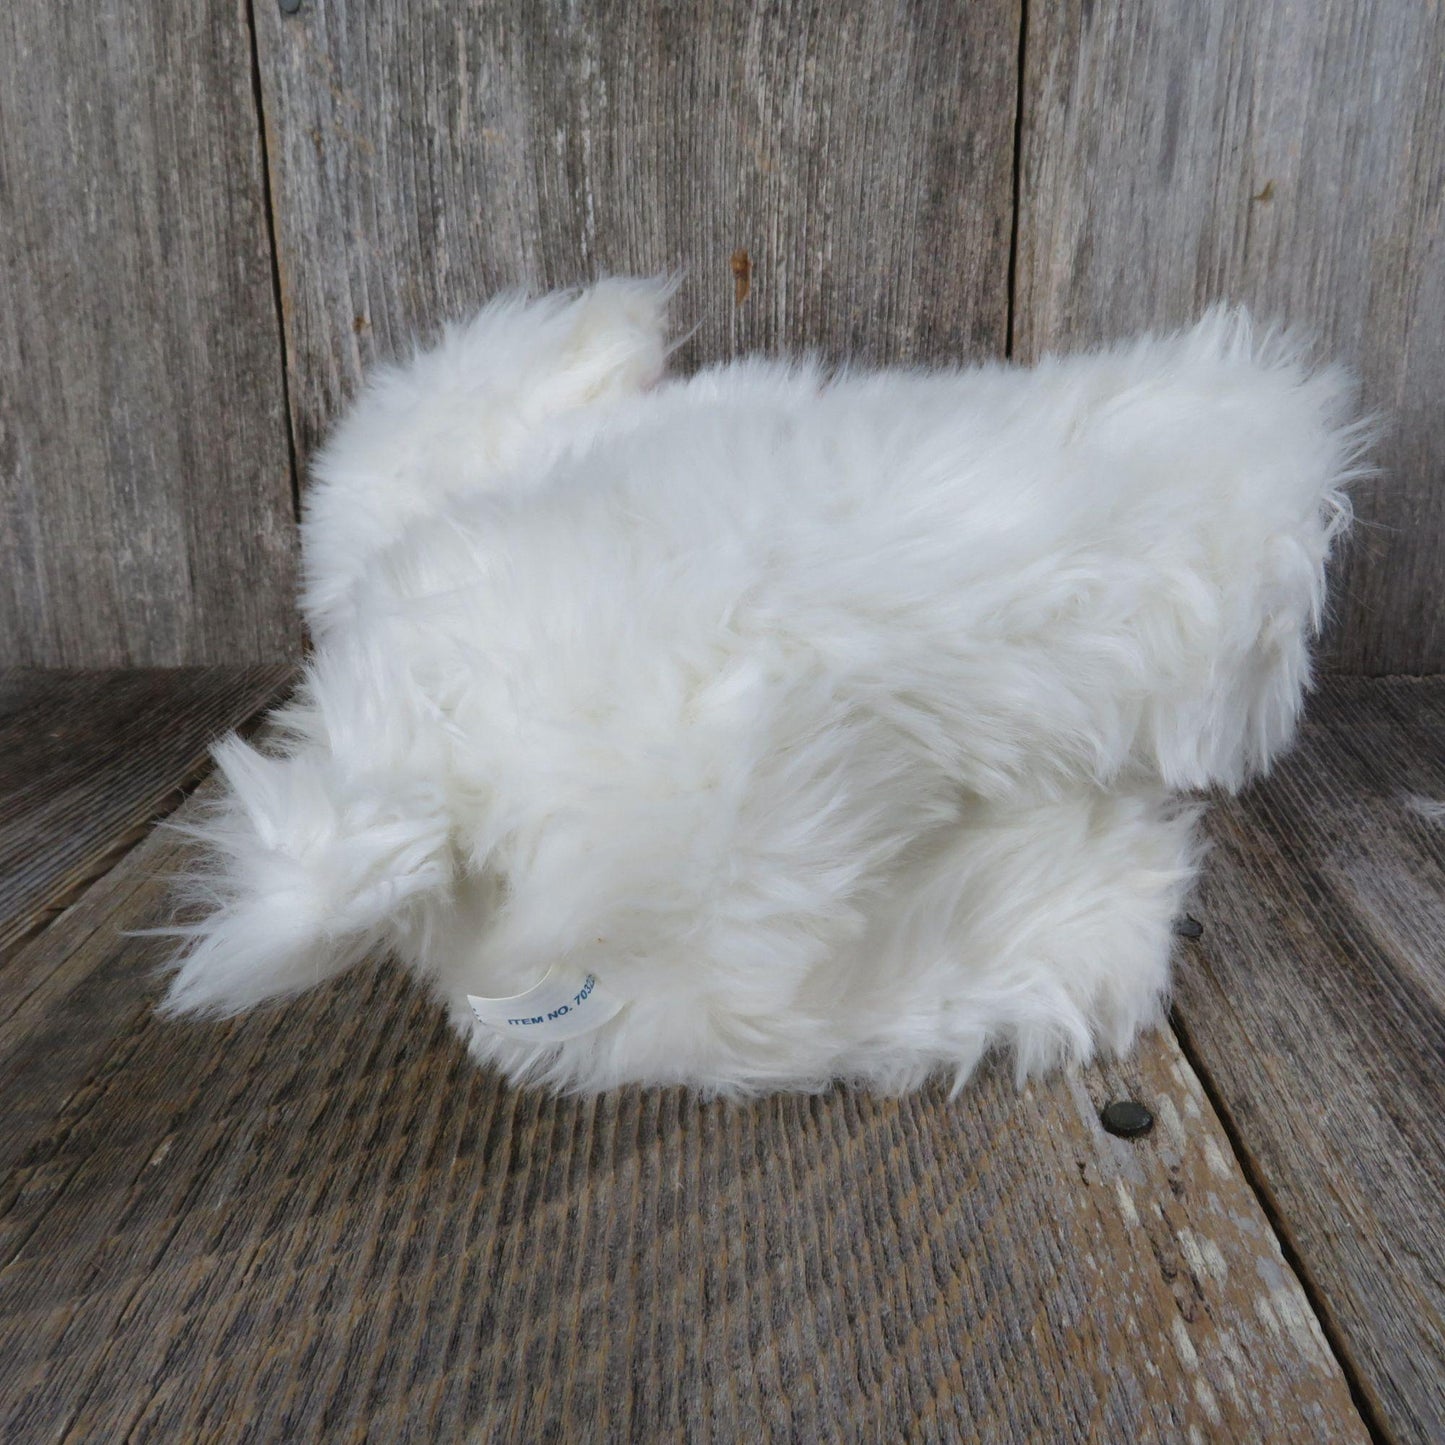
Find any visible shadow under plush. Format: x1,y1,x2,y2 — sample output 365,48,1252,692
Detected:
160,279,1366,1095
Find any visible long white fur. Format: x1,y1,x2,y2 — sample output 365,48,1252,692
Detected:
159,278,1368,1096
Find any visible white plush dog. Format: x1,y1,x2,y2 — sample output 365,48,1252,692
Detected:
162,279,1365,1095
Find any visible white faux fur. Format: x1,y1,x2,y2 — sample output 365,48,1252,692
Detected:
160,278,1368,1096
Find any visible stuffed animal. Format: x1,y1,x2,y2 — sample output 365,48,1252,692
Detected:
161,279,1366,1095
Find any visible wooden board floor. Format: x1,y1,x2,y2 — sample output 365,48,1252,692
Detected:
0,667,294,958
1176,678,1445,1443
0,671,1439,1442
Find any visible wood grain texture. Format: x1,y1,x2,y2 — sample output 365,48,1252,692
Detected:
252,0,1021,462
0,666,294,959
1016,0,1445,675
1173,677,1445,1444
0,795,1365,1440
0,1,299,666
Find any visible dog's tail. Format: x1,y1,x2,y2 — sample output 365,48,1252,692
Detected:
302,275,677,641
156,666,456,1019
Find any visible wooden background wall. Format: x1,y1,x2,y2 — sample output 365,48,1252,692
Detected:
3,1,1441,672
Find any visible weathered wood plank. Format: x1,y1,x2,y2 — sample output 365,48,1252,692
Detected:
0,667,294,958
252,0,1020,462
1017,0,1445,675
1173,677,1445,1444
0,1,299,666
0,790,1365,1441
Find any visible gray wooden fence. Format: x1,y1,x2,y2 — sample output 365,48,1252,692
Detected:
4,1,1442,672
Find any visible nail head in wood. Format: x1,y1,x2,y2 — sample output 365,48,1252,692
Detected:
1175,914,1204,940
279,0,303,15
1101,1101,1155,1139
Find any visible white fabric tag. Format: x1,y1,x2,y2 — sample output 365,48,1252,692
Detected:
467,964,624,1043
